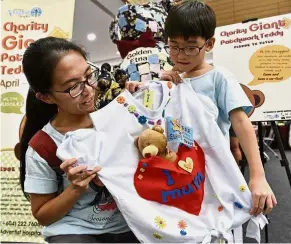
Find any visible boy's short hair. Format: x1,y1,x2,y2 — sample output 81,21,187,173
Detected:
165,0,216,40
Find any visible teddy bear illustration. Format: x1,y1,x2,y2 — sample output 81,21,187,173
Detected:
240,84,265,117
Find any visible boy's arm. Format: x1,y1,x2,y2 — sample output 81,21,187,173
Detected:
230,108,277,216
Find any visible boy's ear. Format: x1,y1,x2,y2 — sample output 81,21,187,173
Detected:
206,37,215,52
36,92,55,105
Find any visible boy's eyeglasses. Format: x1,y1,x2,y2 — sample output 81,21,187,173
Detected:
53,69,99,98
165,40,209,56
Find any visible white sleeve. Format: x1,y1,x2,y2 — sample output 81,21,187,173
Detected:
216,68,253,120
24,146,58,194
90,95,124,131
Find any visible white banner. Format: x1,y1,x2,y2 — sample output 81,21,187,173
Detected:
213,14,291,122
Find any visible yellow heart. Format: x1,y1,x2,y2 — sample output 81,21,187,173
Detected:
178,157,194,173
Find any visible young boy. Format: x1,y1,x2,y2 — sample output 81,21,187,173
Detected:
161,0,276,216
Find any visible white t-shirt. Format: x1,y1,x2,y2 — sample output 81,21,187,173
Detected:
57,81,267,243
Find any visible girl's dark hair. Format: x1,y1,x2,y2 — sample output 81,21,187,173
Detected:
20,37,87,198
165,0,216,40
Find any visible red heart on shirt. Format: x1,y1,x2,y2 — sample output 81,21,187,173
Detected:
134,143,205,215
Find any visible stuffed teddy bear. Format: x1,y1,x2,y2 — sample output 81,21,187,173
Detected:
113,68,129,89
135,125,177,162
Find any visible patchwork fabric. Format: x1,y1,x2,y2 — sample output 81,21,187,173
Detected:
120,46,173,82
109,2,168,44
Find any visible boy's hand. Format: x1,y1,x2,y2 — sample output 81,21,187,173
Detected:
230,109,277,216
160,67,182,85
125,81,145,93
249,177,277,216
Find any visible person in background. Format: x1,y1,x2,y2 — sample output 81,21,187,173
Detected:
19,37,138,243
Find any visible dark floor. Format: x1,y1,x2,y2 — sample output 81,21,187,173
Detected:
243,149,291,243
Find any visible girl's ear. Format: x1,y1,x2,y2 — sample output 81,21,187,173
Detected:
36,92,55,104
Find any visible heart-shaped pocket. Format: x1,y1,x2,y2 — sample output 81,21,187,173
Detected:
178,157,194,173
134,143,205,215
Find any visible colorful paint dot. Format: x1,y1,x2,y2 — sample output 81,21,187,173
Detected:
239,185,246,192
167,81,173,89
142,163,148,167
148,120,155,125
154,216,167,229
234,202,243,209
177,220,187,229
138,115,147,125
153,232,163,240
140,168,145,172
138,174,143,180
180,230,187,236
128,105,136,113
218,205,224,212
117,96,125,104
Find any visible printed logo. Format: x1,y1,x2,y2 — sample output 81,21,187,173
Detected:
87,196,117,224
8,7,42,18
93,197,117,214
30,7,42,17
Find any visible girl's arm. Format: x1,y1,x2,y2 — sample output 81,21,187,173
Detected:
30,160,100,226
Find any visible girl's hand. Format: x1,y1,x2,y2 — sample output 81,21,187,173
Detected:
60,158,101,193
